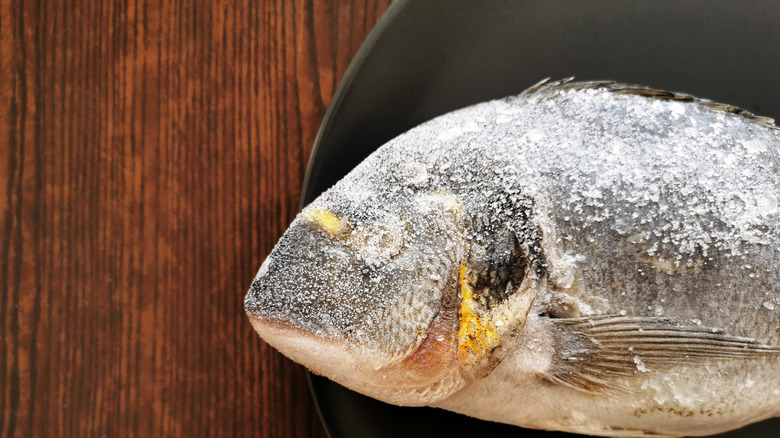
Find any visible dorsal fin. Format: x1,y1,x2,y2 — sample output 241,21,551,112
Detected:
523,78,777,128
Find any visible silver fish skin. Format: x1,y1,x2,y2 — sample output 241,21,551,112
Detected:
245,79,780,437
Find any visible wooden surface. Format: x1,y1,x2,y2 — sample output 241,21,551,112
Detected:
0,0,393,436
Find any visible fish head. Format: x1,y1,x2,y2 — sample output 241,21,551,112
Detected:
245,188,470,404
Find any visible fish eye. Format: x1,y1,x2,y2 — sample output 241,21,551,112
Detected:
346,214,405,267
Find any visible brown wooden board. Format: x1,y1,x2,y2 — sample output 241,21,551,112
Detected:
0,1,391,436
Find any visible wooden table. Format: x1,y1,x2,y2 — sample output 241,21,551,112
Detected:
1,1,392,436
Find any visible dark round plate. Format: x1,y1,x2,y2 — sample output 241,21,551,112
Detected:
300,1,780,437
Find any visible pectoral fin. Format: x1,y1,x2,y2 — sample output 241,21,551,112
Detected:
546,315,780,395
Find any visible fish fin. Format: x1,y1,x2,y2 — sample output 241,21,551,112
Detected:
546,315,780,395
523,79,777,128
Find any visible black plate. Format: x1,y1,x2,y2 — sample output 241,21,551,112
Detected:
300,1,780,437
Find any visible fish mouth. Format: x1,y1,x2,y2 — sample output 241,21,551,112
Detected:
244,299,347,343
246,313,361,376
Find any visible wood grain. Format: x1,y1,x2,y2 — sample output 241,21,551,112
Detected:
0,0,393,436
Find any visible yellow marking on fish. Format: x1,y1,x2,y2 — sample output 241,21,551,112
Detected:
457,263,500,364
301,207,343,234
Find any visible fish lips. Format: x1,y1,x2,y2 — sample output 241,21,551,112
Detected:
245,312,365,378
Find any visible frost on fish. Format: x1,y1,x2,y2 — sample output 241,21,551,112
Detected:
246,79,780,436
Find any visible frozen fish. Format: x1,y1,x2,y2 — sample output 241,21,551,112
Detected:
246,79,780,437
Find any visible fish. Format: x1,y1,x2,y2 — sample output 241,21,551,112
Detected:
245,79,780,437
